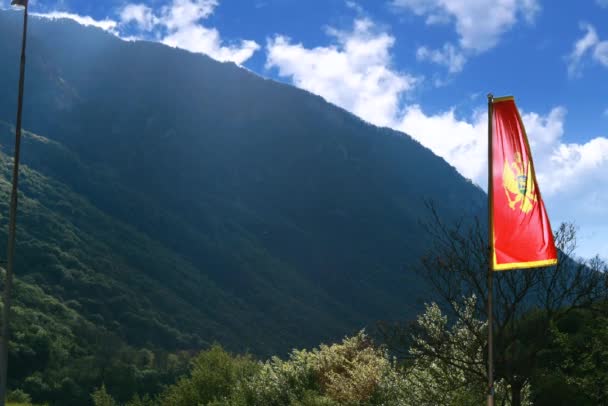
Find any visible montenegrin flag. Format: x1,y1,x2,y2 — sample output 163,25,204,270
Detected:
490,96,557,271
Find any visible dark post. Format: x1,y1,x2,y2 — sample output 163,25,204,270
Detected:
0,1,29,404
487,93,494,406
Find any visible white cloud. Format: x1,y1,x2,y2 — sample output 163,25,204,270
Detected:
119,4,158,31
159,0,217,30
162,27,260,64
397,104,608,240
594,41,608,66
266,19,418,127
538,133,608,258
393,105,567,188
392,0,539,52
119,0,260,65
32,11,118,33
416,43,466,73
398,105,487,181
345,1,365,14
33,1,259,65
567,23,608,76
541,137,608,195
568,23,599,76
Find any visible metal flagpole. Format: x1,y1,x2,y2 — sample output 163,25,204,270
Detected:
0,1,29,404
487,93,494,406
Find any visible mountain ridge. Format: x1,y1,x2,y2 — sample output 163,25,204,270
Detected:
0,10,485,357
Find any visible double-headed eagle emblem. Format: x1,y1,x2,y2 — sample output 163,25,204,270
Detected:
503,152,537,213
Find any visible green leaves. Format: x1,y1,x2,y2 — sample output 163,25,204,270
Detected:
159,345,259,406
91,384,117,406
155,332,406,406
531,308,608,405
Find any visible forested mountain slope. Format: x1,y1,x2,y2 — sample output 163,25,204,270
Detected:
0,10,485,357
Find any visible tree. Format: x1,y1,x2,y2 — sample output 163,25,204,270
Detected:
6,388,31,403
158,344,259,406
379,204,608,406
531,305,608,405
91,384,117,406
236,331,406,405
400,296,532,405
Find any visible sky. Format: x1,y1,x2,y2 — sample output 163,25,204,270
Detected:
2,0,608,259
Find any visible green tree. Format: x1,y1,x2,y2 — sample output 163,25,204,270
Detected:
531,306,608,405
6,388,32,403
237,331,406,405
159,345,259,406
401,296,531,405
91,384,117,406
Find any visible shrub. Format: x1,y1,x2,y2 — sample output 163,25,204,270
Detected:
91,384,117,406
240,331,404,405
7,388,32,403
158,344,259,406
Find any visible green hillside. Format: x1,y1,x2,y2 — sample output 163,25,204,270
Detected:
0,122,356,352
0,10,487,403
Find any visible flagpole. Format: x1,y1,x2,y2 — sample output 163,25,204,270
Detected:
487,93,494,406
0,1,29,404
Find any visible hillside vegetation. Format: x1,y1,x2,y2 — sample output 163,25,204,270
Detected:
0,9,485,357
0,10,494,405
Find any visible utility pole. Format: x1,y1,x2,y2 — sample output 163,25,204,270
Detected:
0,1,29,404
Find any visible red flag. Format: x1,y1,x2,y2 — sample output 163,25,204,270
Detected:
11,0,28,6
491,96,557,271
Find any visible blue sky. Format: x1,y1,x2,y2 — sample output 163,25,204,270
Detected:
3,0,608,259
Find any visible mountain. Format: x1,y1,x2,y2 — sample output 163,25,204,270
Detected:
0,9,485,361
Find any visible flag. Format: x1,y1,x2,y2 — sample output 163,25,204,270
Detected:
11,0,28,6
490,96,557,271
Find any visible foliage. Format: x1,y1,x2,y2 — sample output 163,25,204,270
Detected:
402,298,487,405
530,306,608,405
91,385,117,406
124,394,154,406
158,345,259,406
399,296,533,406
70,311,608,406
0,9,485,404
0,6,487,360
0,270,192,405
7,389,32,403
152,332,407,406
